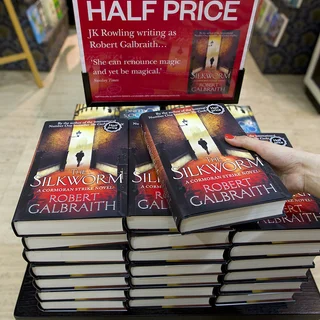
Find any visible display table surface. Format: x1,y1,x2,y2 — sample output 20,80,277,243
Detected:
14,269,320,320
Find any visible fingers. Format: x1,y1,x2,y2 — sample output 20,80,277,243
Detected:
224,134,269,154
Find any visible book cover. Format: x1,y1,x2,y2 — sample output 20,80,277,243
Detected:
188,30,240,95
140,105,291,233
72,0,259,103
73,105,160,121
255,0,271,29
260,1,278,35
248,133,292,147
26,1,48,44
127,120,171,223
259,193,320,229
40,0,58,27
12,120,128,236
265,13,289,47
226,105,261,133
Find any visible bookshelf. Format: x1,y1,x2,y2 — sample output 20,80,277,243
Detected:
250,0,320,74
0,0,69,72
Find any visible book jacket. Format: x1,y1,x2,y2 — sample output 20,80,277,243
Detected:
128,121,170,221
12,120,128,232
140,105,291,232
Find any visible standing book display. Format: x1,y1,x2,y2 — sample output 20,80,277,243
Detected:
11,0,320,319
72,0,259,106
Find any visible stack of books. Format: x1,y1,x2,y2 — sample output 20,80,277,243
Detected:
213,133,320,306
126,120,231,309
12,119,131,312
215,192,320,306
12,104,302,312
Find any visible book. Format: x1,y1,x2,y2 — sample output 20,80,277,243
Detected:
126,120,174,231
73,105,160,121
128,248,225,263
188,30,240,95
232,193,320,244
37,289,126,301
129,230,231,250
40,0,58,28
30,263,128,278
140,105,291,233
226,256,316,271
128,287,215,299
38,300,126,311
260,1,278,35
22,233,128,250
128,297,211,308
130,275,220,288
265,12,289,47
226,105,261,133
26,1,48,44
218,280,304,295
220,268,308,283
23,248,125,263
255,0,272,29
12,120,128,237
129,263,223,277
229,243,320,259
218,281,303,294
214,292,295,306
34,276,129,290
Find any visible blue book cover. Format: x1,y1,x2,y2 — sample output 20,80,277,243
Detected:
26,2,48,44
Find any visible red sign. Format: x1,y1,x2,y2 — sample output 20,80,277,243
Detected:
73,0,259,104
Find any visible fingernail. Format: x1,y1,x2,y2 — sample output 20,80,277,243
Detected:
225,134,235,140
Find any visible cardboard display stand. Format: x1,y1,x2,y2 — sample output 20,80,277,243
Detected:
73,0,259,106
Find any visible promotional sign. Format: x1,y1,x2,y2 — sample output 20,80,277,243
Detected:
73,0,259,105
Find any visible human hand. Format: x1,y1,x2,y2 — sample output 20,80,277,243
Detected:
224,134,320,197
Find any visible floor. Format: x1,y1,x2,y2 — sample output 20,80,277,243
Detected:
0,31,319,319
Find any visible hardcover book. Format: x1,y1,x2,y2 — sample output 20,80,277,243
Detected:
226,256,316,271
12,120,128,237
265,12,289,47
129,230,231,250
217,281,303,294
255,0,271,29
73,105,160,121
226,105,261,133
38,300,127,312
140,105,291,233
231,193,320,244
126,120,174,231
34,276,129,290
37,289,127,302
22,233,128,250
214,291,295,306
30,263,128,278
129,262,224,277
128,286,215,299
26,1,48,44
220,268,308,283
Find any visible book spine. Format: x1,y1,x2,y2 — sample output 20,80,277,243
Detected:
139,119,184,232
